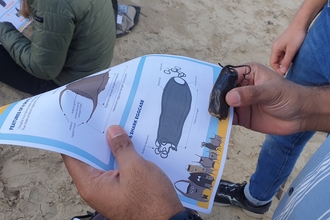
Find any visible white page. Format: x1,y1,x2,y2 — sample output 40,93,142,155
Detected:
0,0,31,31
0,54,233,213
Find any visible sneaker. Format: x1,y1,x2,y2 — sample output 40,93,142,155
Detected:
214,180,271,218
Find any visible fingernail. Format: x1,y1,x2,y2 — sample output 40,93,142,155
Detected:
227,91,240,105
108,125,124,139
280,66,287,73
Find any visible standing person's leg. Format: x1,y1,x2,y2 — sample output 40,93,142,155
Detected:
247,132,316,203
0,45,58,95
248,2,330,203
215,4,330,217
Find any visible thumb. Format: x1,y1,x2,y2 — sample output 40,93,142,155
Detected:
226,84,273,107
106,125,140,168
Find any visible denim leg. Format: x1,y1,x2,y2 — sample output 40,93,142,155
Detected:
285,5,330,86
246,132,315,204
246,4,330,204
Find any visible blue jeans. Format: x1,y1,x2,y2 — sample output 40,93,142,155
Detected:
245,4,330,205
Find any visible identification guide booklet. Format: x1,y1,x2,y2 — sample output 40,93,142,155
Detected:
0,0,31,31
0,54,233,213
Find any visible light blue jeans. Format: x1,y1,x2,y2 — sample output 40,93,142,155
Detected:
244,4,330,205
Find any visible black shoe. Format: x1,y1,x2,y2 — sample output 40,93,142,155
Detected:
214,180,271,218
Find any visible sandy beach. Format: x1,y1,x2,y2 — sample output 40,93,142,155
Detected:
0,0,327,219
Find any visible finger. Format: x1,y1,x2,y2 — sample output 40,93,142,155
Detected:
62,154,99,179
235,106,253,128
62,154,109,188
106,125,140,166
234,64,255,85
62,154,120,207
232,109,239,125
278,48,295,74
270,54,282,74
270,46,286,74
226,83,274,107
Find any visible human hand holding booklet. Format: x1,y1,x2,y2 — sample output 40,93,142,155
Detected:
0,54,233,213
0,0,31,31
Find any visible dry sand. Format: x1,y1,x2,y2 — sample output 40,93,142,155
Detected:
0,0,327,219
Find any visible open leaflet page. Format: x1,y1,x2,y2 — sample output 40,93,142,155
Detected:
0,0,31,31
0,54,233,213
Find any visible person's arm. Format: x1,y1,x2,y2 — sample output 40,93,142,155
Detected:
225,63,330,134
62,125,186,220
270,0,327,75
303,86,330,133
0,2,74,80
291,0,327,31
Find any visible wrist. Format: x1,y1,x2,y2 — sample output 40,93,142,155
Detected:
302,86,330,132
288,17,310,33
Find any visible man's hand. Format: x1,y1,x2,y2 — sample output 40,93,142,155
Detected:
62,125,184,220
226,63,309,135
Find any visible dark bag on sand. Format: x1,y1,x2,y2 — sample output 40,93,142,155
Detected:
116,3,141,37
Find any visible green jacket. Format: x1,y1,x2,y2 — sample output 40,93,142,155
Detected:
0,0,116,86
